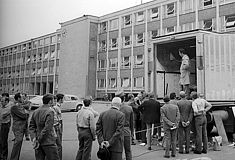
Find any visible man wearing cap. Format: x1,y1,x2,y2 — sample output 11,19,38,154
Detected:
96,97,125,160
161,95,180,158
75,98,96,160
116,90,134,160
177,91,193,154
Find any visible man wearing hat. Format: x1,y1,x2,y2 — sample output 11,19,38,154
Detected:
96,97,125,160
116,90,134,160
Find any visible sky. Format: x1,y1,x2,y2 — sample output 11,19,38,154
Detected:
0,0,153,48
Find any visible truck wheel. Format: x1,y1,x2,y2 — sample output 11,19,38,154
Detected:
75,104,83,112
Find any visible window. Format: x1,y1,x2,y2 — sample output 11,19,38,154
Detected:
136,11,144,23
27,56,31,63
31,68,36,76
98,60,106,70
98,79,106,88
57,34,61,41
109,58,118,69
134,77,144,88
49,66,54,74
45,38,50,45
8,71,11,78
28,43,32,50
203,19,212,31
110,38,118,49
38,54,42,61
110,19,118,30
151,30,159,39
43,67,48,74
136,33,144,45
39,39,44,46
134,55,143,67
109,78,117,88
123,15,131,26
44,52,48,60
37,68,42,75
99,40,107,52
167,3,175,16
23,44,26,50
123,36,131,47
151,7,159,20
121,56,130,68
225,15,235,29
33,54,36,62
100,22,107,33
33,41,38,48
50,49,56,59
51,36,56,43
204,0,212,7
121,77,130,88
165,26,175,34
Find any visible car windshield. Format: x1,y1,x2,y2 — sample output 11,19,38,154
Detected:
30,96,43,103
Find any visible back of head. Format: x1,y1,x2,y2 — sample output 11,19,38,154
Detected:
43,94,54,104
179,48,186,54
127,93,134,101
115,89,125,102
2,93,9,98
56,93,64,102
112,97,122,107
148,92,155,99
83,98,91,107
163,95,170,103
191,91,198,100
14,92,21,101
170,92,176,100
179,91,186,99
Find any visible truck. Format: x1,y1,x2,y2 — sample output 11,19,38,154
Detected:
151,29,235,143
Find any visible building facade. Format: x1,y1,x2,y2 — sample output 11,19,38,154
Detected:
1,0,235,99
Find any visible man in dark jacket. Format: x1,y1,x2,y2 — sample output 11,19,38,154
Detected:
10,93,28,160
29,94,59,160
96,97,125,160
177,91,193,154
138,93,161,150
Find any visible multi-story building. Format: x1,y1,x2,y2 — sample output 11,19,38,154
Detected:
1,0,235,99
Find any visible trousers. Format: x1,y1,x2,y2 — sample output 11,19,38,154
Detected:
164,128,177,157
0,122,11,160
35,144,59,160
178,124,191,153
76,128,93,160
55,125,62,160
195,115,208,152
123,127,132,160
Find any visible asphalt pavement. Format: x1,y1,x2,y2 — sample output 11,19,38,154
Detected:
6,101,235,160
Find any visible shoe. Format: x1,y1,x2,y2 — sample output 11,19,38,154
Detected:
164,155,170,158
171,155,176,157
194,151,201,154
179,151,183,154
148,147,152,150
202,150,207,154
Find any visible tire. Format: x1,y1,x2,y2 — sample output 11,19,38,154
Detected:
75,104,83,112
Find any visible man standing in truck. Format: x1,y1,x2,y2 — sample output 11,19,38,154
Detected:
179,48,190,98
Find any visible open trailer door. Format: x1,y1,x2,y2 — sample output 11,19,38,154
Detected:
203,33,235,100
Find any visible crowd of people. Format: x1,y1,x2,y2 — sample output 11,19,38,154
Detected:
0,89,213,160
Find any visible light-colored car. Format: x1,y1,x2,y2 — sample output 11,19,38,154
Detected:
29,94,83,112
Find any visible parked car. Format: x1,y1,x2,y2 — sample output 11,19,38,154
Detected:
29,94,83,112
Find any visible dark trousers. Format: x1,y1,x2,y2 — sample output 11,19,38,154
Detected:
135,119,142,140
35,144,59,160
10,129,25,160
164,129,177,157
123,128,132,160
76,128,93,160
141,120,146,143
0,122,11,160
55,125,62,160
109,151,122,160
195,115,208,152
178,124,191,153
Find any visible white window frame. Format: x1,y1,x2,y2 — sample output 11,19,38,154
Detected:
121,77,130,88
136,33,144,45
225,15,235,29
151,30,159,39
123,35,131,47
134,77,144,88
203,19,213,31
110,38,118,49
31,69,36,76
109,78,117,88
136,11,144,23
98,79,106,88
110,19,119,31
37,68,42,75
166,26,175,34
167,3,175,16
109,58,118,69
123,15,131,27
204,0,213,7
100,22,107,33
151,7,159,20
98,59,106,70
121,56,130,68
134,55,144,67
99,40,107,52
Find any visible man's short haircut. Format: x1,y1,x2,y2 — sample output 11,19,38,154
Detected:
42,94,54,104
179,91,186,98
170,92,176,100
14,93,21,101
22,93,27,97
127,93,134,100
191,91,198,99
83,98,91,107
163,95,170,103
2,93,9,97
179,48,186,54
56,94,64,102
148,92,155,99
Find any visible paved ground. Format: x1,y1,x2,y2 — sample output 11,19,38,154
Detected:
6,102,235,160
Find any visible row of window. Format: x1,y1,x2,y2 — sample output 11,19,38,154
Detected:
0,66,57,79
98,55,143,70
0,35,61,56
99,0,223,33
97,77,144,89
